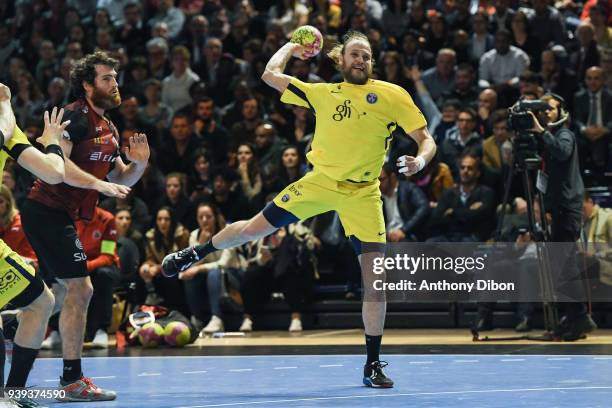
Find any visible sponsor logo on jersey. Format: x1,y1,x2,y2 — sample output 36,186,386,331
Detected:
288,184,302,197
281,194,290,203
0,270,19,293
366,93,378,104
88,151,116,162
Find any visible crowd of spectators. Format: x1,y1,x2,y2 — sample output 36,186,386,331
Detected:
0,0,611,339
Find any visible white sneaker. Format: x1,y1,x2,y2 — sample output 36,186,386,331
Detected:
239,317,253,332
288,318,302,332
41,330,61,349
91,329,109,349
202,316,224,333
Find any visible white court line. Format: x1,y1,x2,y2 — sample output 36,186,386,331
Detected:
319,364,343,368
593,357,612,360
304,329,362,338
408,361,433,364
547,358,571,361
174,386,612,408
44,379,56,382
228,369,253,372
184,371,208,374
51,354,611,360
453,360,479,363
138,373,161,377
500,359,526,362
90,376,116,379
273,367,297,370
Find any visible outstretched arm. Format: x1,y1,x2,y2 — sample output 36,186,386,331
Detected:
261,42,307,93
60,138,132,198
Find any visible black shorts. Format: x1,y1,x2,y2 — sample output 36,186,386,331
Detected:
21,199,88,280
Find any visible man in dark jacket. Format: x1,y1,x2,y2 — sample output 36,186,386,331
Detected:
573,67,612,173
427,152,496,241
529,93,597,341
379,163,430,241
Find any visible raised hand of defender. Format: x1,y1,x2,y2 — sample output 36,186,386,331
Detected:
123,133,150,164
397,155,426,176
37,107,71,147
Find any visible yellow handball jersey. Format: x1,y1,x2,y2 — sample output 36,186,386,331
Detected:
0,126,32,258
280,77,427,182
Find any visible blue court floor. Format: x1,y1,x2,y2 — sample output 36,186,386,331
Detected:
22,354,612,407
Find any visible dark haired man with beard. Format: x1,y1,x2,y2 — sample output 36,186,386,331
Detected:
21,51,150,402
162,31,437,388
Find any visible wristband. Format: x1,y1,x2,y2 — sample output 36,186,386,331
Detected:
415,156,426,172
0,129,4,149
45,144,65,161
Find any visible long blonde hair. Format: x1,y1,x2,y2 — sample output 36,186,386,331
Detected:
327,30,373,71
0,185,18,227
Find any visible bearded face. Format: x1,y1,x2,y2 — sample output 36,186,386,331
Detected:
87,64,121,109
340,40,373,85
90,85,121,109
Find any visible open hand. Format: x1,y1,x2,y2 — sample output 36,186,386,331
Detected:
123,133,150,164
37,107,71,147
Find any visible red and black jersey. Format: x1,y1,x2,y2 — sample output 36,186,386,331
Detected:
28,99,120,220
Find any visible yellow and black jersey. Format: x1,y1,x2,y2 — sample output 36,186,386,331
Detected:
281,77,427,182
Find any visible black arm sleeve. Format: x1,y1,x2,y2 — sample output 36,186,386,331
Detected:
62,109,89,144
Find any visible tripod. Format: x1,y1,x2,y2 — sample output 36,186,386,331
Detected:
472,143,559,341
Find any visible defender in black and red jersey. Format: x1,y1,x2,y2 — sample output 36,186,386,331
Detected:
21,51,150,403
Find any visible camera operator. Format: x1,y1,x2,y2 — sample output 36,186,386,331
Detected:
526,93,597,341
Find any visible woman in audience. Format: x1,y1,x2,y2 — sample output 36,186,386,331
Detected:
178,203,237,334
115,208,145,289
139,207,190,314
159,172,196,231
235,143,264,211
273,145,307,193
187,148,214,202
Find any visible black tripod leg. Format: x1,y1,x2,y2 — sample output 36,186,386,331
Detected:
495,167,515,240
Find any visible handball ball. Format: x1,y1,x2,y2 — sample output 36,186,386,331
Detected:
290,25,323,57
138,323,165,348
164,321,192,347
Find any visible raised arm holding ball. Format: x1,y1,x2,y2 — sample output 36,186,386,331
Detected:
162,29,436,388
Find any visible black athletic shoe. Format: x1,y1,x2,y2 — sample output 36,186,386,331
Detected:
161,246,200,277
363,361,394,388
554,314,597,341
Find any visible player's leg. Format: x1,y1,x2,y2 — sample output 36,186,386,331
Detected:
162,210,281,277
162,171,334,276
337,182,393,388
0,251,54,408
5,274,54,390
20,200,116,402
57,276,92,375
